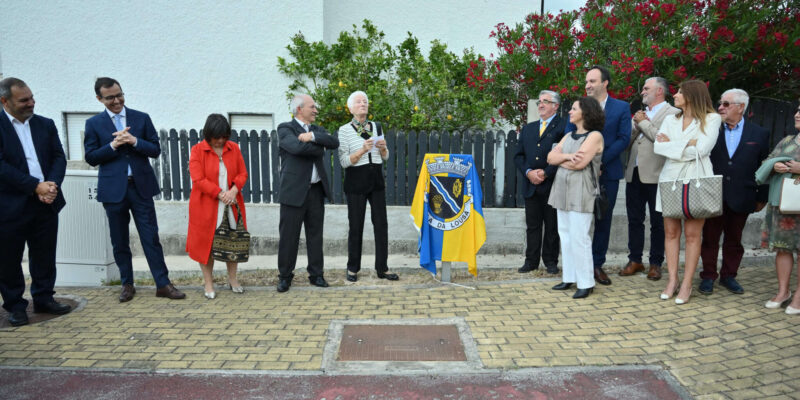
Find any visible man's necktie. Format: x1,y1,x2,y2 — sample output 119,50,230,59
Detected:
539,120,547,137
113,114,123,131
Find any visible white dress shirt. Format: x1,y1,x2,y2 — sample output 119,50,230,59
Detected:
294,118,320,184
3,108,44,182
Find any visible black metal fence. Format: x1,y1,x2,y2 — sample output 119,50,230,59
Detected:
153,97,798,207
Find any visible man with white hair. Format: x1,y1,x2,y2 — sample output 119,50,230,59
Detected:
699,88,770,295
276,94,339,292
619,77,679,281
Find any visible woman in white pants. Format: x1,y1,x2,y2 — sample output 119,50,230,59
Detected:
547,97,605,299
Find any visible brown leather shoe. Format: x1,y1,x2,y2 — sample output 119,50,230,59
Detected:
594,267,612,285
119,284,136,302
155,283,186,299
646,265,662,281
619,261,644,276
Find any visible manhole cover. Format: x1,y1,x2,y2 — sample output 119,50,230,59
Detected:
338,324,466,361
0,296,81,329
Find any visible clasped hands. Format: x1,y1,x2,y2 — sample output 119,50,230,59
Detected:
633,110,649,123
111,127,137,149
35,181,58,204
218,186,238,206
774,160,800,175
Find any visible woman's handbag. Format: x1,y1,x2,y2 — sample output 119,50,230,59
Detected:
658,152,723,219
588,163,608,221
211,204,251,262
779,177,800,214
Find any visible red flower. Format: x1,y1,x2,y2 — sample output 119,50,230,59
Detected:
774,32,789,46
795,38,800,47
693,51,707,63
673,66,688,79
779,217,796,230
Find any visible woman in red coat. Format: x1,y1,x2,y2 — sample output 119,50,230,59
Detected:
186,114,248,299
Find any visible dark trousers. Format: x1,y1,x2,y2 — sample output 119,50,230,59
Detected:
346,190,388,273
700,203,749,280
625,168,664,266
523,189,559,268
592,178,619,268
278,183,325,280
103,180,170,288
0,198,58,312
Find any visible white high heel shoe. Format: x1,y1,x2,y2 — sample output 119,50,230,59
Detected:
786,305,800,315
765,292,792,309
204,291,216,300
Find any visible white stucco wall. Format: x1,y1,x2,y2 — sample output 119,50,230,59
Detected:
0,0,562,143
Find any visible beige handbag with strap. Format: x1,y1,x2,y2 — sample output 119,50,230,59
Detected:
779,177,800,214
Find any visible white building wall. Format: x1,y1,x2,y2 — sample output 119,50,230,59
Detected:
0,0,539,145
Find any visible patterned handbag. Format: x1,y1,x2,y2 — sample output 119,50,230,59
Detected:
659,153,723,220
211,204,251,262
779,177,800,214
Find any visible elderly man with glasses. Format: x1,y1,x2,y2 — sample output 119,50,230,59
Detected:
699,88,770,295
513,90,566,274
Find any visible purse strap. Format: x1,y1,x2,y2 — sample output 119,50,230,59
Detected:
220,203,245,229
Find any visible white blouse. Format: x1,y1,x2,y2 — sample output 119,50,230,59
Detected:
653,112,722,212
337,121,390,168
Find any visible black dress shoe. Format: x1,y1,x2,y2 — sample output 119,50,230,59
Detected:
720,277,744,294
377,272,399,280
33,301,72,315
8,310,28,327
119,284,135,302
346,273,358,282
594,267,612,285
309,276,329,287
518,264,538,273
155,283,186,299
552,282,573,290
277,279,291,292
573,287,594,299
545,265,560,274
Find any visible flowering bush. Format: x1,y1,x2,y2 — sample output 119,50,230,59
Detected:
277,20,495,132
470,0,800,127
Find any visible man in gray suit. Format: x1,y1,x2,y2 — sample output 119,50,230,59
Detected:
619,77,679,281
276,94,339,292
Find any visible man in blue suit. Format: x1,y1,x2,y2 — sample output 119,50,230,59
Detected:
699,89,770,295
0,78,71,326
567,66,632,285
84,77,184,302
514,90,565,275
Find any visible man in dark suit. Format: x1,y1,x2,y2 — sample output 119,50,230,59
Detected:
567,66,632,285
276,94,340,292
0,77,71,326
514,90,565,275
84,77,184,302
700,89,770,295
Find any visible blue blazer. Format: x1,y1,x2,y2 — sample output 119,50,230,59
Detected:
83,107,161,203
709,119,770,214
567,96,632,180
514,114,566,197
0,112,66,222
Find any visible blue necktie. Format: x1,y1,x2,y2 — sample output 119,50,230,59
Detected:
113,114,123,131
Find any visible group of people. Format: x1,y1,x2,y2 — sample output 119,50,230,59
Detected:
516,66,800,311
1,66,798,326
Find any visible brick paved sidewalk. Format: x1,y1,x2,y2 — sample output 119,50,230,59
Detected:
0,266,798,399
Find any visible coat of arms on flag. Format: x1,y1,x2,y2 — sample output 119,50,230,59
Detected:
410,154,486,276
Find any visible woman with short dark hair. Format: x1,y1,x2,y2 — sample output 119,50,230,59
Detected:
186,114,248,299
547,97,605,299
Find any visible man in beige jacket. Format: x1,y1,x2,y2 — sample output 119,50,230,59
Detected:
620,77,679,281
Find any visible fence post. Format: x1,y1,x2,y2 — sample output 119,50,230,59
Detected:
168,129,181,201
332,130,343,204
396,131,408,205
248,129,261,203
259,130,271,203
270,130,280,203
483,131,494,207
385,129,397,205
179,130,191,200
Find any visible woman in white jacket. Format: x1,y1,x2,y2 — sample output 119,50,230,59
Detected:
653,80,722,305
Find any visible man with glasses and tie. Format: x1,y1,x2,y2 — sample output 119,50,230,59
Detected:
275,94,339,292
84,77,185,302
514,90,565,275
699,88,770,295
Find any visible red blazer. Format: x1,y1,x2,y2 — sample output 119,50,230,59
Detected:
186,139,248,263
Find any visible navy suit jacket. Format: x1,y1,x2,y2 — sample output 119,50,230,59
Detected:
276,119,340,207
567,96,632,180
514,114,566,197
709,118,770,214
0,112,66,222
83,107,161,203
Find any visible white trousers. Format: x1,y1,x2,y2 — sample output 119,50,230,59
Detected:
556,209,595,289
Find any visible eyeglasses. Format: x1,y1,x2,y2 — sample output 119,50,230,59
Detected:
535,100,558,106
718,101,742,108
101,93,125,102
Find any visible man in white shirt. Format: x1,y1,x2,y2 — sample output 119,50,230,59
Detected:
0,77,71,326
620,77,679,281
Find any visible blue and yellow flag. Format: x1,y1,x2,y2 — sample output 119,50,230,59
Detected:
410,154,486,276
